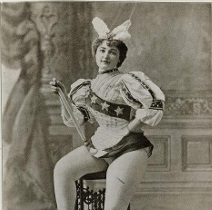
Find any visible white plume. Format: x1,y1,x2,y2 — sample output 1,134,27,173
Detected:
112,19,132,41
112,20,131,34
92,17,110,38
92,17,132,42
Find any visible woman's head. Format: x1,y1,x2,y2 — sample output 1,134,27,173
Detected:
92,38,128,70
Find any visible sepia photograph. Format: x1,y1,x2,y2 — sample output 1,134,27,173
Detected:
1,1,212,210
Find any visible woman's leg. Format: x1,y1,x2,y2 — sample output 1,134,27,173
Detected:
104,149,149,210
54,145,108,210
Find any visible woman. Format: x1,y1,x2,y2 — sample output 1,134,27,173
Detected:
50,17,165,210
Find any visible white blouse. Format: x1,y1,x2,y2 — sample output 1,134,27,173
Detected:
61,70,165,154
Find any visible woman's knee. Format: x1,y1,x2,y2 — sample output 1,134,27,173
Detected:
54,155,79,181
54,159,68,179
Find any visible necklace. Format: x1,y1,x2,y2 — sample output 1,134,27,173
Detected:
99,68,119,74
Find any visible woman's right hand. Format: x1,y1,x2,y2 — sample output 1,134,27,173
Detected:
50,78,67,95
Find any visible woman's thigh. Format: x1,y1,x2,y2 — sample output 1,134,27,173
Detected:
104,149,148,209
54,145,108,181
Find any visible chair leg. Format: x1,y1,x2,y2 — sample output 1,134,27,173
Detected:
79,179,84,210
75,181,79,210
76,178,131,210
75,179,84,210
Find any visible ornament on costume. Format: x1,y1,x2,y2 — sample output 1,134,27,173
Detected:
92,17,131,42
114,106,124,116
91,95,97,104
101,102,110,111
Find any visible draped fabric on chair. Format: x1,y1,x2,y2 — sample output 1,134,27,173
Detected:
2,3,56,209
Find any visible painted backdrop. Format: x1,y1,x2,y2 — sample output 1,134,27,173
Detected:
1,2,212,210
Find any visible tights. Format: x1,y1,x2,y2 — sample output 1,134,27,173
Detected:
54,145,148,210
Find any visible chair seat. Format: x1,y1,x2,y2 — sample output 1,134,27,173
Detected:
81,171,106,180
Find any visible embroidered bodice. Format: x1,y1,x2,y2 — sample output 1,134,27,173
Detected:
62,70,165,153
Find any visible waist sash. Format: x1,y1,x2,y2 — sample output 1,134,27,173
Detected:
87,91,132,121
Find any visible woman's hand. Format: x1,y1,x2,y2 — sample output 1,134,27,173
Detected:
50,78,70,119
50,78,67,95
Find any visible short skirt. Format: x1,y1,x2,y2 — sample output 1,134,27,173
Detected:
87,132,154,159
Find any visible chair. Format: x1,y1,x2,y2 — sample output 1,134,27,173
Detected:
75,171,131,210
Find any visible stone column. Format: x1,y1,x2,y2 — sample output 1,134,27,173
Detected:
30,2,94,163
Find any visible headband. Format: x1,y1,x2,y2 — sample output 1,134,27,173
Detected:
92,17,131,42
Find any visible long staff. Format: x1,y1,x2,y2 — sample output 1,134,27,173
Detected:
54,79,88,145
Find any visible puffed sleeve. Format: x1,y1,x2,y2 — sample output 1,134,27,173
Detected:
61,79,94,127
119,71,165,126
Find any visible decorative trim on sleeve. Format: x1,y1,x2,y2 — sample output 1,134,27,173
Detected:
150,100,164,110
128,73,156,100
77,106,91,122
121,82,143,107
122,74,164,110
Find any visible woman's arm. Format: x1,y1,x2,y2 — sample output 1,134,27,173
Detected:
120,72,165,131
127,118,145,133
50,78,92,127
50,78,84,125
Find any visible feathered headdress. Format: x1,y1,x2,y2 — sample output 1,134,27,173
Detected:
92,17,131,42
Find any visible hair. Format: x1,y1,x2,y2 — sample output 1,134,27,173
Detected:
92,38,128,68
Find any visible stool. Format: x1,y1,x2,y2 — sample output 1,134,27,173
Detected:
75,171,131,210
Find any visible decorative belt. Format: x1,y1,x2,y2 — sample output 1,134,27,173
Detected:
87,91,132,121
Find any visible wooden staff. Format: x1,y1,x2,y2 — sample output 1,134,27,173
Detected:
52,78,89,145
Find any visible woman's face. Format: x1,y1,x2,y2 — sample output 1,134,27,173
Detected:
95,40,120,72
